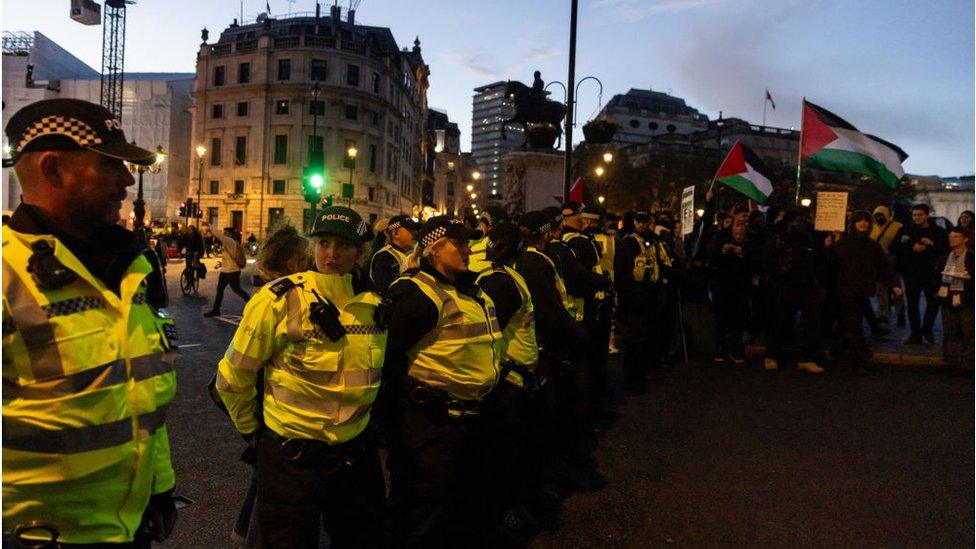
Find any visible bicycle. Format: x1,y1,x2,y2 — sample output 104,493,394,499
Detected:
181,252,202,296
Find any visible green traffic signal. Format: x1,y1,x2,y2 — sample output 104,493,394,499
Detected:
309,173,324,189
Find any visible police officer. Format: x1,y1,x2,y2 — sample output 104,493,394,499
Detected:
468,206,510,274
216,206,387,547
381,215,503,546
369,214,420,294
2,99,178,546
475,221,542,535
615,210,674,393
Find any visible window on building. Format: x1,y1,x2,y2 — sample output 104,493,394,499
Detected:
269,208,285,227
278,59,291,81
234,180,245,194
210,138,221,166
213,65,225,86
368,187,375,201
309,100,325,116
629,119,640,128
273,135,288,164
372,72,380,93
209,180,220,194
272,179,286,195
236,101,249,117
238,62,250,84
666,124,676,133
275,100,289,115
235,136,247,165
310,59,328,81
371,111,379,126
447,181,454,196
346,64,360,87
369,144,377,173
308,135,323,162
648,121,659,130
345,104,358,121
344,139,357,169
211,104,223,119
208,207,219,227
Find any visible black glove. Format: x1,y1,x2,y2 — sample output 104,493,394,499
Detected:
138,488,178,543
240,429,260,465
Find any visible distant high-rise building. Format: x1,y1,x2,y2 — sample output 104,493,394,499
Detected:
596,88,709,146
472,81,522,206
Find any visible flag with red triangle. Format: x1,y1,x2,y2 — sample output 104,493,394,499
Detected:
800,99,908,189
569,177,584,203
713,141,774,205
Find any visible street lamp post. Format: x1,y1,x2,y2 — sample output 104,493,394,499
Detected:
195,145,206,227
127,144,166,246
346,145,357,207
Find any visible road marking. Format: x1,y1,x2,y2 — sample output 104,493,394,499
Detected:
180,343,202,348
214,315,242,326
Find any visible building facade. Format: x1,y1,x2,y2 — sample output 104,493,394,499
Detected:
471,81,522,207
1,31,193,221
596,88,709,146
191,7,429,237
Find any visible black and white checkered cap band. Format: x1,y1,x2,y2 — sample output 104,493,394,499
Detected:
388,220,402,232
421,226,449,249
17,115,103,152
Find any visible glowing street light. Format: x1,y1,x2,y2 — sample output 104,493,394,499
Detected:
347,146,358,159
603,152,614,163
470,193,478,200
594,166,605,177
597,195,605,204
466,184,474,192
696,208,705,218
800,197,812,207
472,170,481,181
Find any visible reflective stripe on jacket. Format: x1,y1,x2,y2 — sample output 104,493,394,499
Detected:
405,271,502,401
216,272,386,444
476,265,538,388
467,235,492,274
2,226,176,544
525,246,582,321
593,233,615,281
373,244,409,273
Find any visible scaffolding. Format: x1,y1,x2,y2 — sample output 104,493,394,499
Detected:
100,0,128,120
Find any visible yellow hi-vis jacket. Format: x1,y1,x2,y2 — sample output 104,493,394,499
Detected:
627,233,673,284
372,244,410,272
405,270,503,401
524,246,582,321
467,235,492,274
217,272,386,444
2,226,176,544
476,265,538,388
593,233,616,282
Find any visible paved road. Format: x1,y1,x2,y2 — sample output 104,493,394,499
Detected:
159,259,974,547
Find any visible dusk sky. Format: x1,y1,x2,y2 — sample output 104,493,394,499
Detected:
3,0,973,176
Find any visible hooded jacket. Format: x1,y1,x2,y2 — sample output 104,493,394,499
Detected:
869,205,903,254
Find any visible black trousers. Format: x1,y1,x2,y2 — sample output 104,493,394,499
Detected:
253,431,386,549
385,397,498,548
584,296,613,401
211,271,249,312
904,276,940,335
836,296,872,364
713,288,749,356
766,298,823,363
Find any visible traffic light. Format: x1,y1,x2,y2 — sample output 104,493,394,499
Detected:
323,194,333,208
178,201,187,217
303,147,326,205
185,198,194,219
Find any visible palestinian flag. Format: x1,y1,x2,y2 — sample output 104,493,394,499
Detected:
800,100,908,189
714,141,774,204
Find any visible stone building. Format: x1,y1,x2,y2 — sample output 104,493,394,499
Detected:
1,31,193,222
190,6,429,236
595,88,709,146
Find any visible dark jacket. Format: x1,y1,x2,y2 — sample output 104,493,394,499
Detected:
893,223,948,278
828,232,897,298
709,232,754,295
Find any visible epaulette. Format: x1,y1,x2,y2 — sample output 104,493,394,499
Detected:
267,277,298,299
